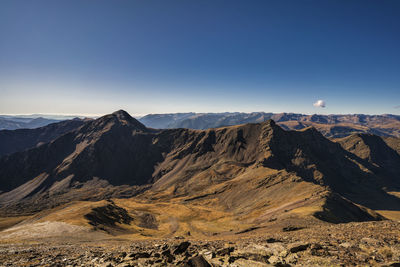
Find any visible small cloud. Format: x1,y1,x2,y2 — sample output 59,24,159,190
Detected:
395,105,400,109
313,100,326,108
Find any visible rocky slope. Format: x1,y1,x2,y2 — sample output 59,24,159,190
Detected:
0,110,398,226
1,221,399,266
0,111,153,200
384,136,400,155
0,110,399,266
337,134,400,177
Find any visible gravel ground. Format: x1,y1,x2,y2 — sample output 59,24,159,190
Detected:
0,221,399,266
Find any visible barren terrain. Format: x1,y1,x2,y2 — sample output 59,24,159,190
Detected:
0,110,399,266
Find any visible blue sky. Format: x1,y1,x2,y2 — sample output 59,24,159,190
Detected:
0,0,399,116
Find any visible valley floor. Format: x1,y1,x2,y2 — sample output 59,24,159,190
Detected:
0,220,399,267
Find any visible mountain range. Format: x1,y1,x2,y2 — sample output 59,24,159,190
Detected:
3,112,399,138
139,112,400,138
0,114,90,130
0,110,399,230
0,116,61,130
0,109,400,266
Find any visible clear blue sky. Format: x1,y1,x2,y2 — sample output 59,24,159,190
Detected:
0,0,399,116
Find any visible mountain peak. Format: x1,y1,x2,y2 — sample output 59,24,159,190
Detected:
107,110,146,130
77,110,148,135
112,109,131,119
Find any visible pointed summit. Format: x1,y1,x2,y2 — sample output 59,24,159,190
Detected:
91,110,148,131
114,110,148,131
112,109,132,119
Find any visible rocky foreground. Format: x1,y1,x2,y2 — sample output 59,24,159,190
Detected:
1,221,399,267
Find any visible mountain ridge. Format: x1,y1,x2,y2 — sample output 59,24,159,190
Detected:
0,116,61,130
139,112,400,138
0,110,398,230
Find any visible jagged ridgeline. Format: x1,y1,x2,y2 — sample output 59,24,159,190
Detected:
0,110,399,232
139,112,400,138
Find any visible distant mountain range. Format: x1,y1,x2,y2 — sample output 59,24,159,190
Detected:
0,116,61,130
3,112,400,138
139,112,400,138
0,110,399,232
0,118,89,157
0,114,89,130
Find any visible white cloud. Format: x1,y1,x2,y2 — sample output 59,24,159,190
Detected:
313,100,326,108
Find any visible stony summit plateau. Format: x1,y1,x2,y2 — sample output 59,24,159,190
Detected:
0,110,399,266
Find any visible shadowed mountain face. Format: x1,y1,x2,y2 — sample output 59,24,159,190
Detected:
0,119,88,157
0,110,399,226
338,134,400,174
0,111,156,192
139,112,400,138
384,136,400,155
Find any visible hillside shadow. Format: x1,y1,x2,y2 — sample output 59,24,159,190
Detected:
266,126,400,212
